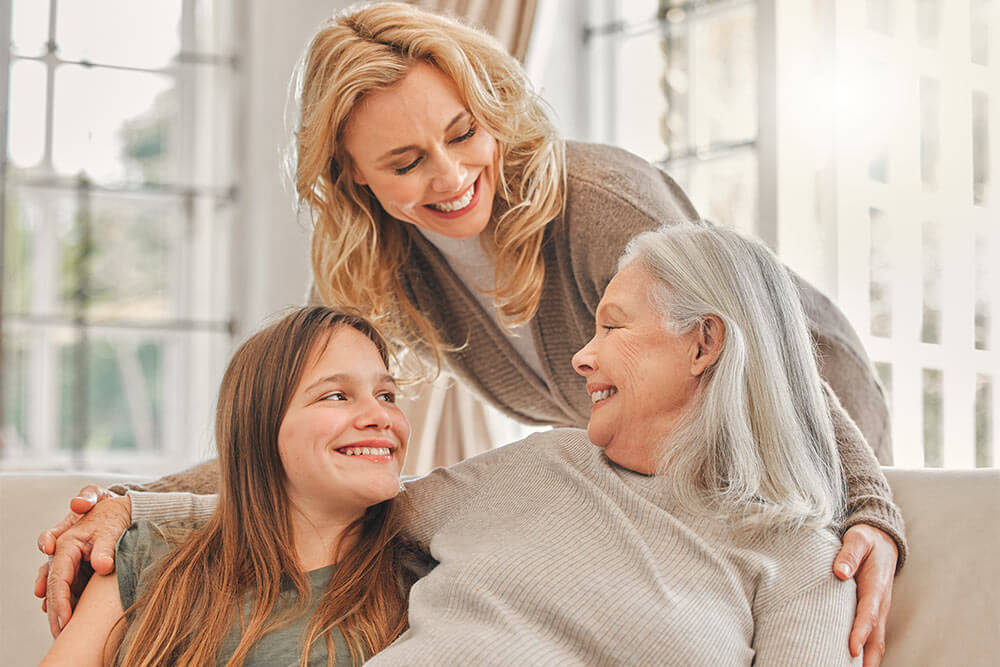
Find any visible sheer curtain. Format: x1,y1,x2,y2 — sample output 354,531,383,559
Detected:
398,0,540,475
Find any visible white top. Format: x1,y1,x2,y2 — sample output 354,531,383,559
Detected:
416,228,547,381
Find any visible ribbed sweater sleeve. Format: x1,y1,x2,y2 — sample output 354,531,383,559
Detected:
753,574,860,664
129,491,218,523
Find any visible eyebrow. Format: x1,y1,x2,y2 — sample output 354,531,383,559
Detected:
375,111,470,164
304,373,398,395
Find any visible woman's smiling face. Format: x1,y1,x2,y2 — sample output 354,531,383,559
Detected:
343,61,499,239
277,325,410,519
571,261,704,474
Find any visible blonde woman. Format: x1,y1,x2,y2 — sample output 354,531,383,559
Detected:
39,3,901,662
41,308,421,665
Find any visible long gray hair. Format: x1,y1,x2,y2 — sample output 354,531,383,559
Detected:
622,223,846,531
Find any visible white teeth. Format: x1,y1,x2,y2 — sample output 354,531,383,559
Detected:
341,447,391,456
429,183,474,212
589,388,617,404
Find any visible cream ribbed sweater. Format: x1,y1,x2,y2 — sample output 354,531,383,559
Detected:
132,429,859,665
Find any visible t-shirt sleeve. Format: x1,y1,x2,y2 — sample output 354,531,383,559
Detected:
115,520,176,611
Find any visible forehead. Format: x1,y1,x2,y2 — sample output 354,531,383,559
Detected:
344,62,466,147
600,261,656,311
301,326,387,379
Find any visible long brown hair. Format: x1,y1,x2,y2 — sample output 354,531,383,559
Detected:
294,2,565,374
117,307,413,666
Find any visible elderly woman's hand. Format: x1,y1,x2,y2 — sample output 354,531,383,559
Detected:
33,488,132,637
833,524,898,666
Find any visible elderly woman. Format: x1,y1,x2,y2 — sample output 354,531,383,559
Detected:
79,223,861,663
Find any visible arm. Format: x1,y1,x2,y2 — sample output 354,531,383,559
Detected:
39,572,126,667
37,491,217,638
752,575,860,665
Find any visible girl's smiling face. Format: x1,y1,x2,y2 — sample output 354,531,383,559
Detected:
277,326,410,520
343,61,499,239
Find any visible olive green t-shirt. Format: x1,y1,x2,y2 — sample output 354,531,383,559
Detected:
116,520,356,666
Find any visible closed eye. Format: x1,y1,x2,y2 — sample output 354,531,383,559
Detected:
450,124,477,143
394,157,421,175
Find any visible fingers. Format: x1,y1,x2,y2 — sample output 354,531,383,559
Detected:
849,590,881,657
37,511,83,556
68,485,115,514
46,535,87,637
833,526,875,580
34,561,50,599
861,620,887,666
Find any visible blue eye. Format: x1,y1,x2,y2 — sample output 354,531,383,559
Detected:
601,325,618,332
394,157,421,175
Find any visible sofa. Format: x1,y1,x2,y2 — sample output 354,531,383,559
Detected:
2,467,998,665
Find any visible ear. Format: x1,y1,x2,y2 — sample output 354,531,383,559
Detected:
691,314,724,376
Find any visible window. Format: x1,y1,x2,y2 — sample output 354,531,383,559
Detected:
575,0,998,467
2,0,239,473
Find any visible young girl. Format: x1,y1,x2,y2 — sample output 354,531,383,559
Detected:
41,307,419,666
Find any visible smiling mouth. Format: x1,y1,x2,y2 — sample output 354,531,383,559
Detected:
589,387,617,404
425,174,479,215
333,445,395,462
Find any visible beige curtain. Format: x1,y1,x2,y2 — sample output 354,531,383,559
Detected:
397,0,539,473
408,0,539,61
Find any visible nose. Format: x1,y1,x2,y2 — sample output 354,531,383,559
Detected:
429,148,466,193
355,395,392,431
572,337,597,377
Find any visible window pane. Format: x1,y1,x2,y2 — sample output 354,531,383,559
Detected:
689,4,756,150
975,230,991,350
57,334,164,454
921,220,941,343
916,0,939,49
52,65,174,185
614,31,668,161
7,59,47,169
920,77,939,189
617,0,659,24
667,149,757,232
976,375,993,467
1,333,30,452
970,0,990,66
923,368,943,467
972,91,989,205
870,207,892,337
50,64,236,188
4,184,33,315
10,0,50,57
867,0,892,35
192,0,237,56
55,0,182,69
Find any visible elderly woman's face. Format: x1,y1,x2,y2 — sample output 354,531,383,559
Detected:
343,62,499,239
572,261,703,474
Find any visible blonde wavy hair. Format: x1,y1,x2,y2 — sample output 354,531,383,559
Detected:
293,1,565,374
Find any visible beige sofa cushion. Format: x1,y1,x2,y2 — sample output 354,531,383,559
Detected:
882,467,1000,667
